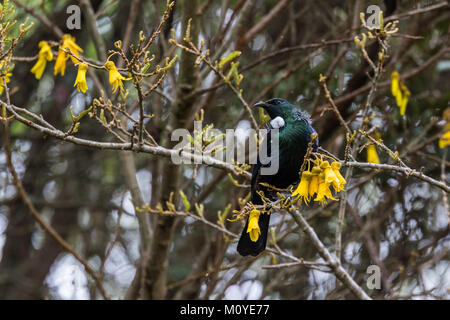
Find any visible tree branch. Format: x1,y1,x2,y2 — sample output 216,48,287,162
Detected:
288,209,372,300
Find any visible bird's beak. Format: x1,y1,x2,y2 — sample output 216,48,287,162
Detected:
253,102,268,109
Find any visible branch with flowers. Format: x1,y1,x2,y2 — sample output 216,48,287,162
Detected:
1,0,449,300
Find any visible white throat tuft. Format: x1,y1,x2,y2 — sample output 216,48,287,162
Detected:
270,116,285,129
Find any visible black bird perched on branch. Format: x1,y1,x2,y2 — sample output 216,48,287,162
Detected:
237,98,318,256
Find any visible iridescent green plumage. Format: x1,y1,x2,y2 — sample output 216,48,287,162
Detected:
237,98,318,256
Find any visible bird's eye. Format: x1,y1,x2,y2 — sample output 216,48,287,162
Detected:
274,100,281,105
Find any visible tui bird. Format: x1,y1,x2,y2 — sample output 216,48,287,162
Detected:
237,98,318,256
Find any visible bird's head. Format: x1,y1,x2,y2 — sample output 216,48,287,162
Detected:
253,98,294,120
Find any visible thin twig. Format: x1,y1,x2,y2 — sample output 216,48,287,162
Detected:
344,161,450,193
11,0,63,38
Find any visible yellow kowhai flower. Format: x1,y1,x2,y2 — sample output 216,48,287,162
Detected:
331,161,346,192
31,41,53,79
308,166,321,198
391,71,401,105
321,161,339,186
391,71,410,116
399,84,410,116
314,173,338,206
104,61,131,93
0,71,12,95
247,209,261,242
74,63,88,93
366,144,380,164
439,110,450,149
54,49,68,76
54,34,84,76
62,34,83,64
439,129,450,149
292,171,312,204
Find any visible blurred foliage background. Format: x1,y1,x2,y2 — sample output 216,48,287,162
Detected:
0,0,449,299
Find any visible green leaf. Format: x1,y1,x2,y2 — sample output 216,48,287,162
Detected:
218,51,241,69
179,190,190,211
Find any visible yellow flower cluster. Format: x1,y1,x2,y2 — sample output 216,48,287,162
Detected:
391,71,410,116
30,34,87,92
246,209,261,242
54,34,83,77
292,159,346,207
31,34,131,95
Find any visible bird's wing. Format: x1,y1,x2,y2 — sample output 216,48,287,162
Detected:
251,121,279,204
293,109,319,152
250,160,262,204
